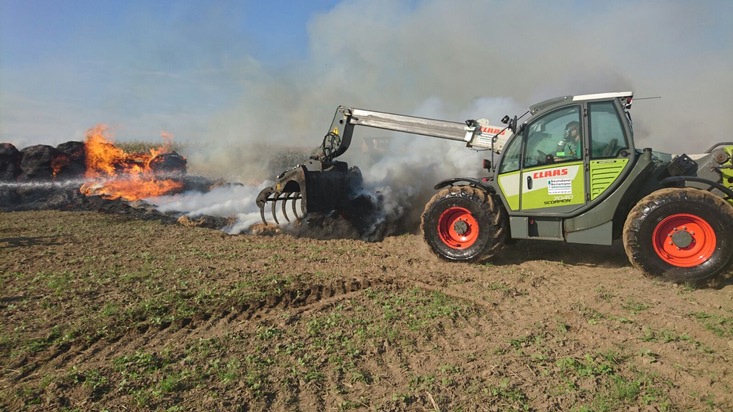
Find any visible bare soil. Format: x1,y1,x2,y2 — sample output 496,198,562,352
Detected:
1,210,732,411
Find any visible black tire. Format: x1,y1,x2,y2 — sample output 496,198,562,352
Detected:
622,188,733,282
420,186,506,262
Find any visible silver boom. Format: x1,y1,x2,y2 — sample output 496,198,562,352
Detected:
334,106,512,155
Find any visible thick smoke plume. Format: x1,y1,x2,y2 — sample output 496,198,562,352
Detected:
187,0,732,182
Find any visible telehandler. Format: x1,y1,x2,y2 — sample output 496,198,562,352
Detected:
256,92,733,282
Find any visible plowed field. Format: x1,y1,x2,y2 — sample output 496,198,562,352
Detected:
2,210,732,411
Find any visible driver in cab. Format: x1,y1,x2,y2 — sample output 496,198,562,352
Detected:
556,121,582,160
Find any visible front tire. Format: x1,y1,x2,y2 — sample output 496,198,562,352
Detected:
421,186,506,262
623,188,733,282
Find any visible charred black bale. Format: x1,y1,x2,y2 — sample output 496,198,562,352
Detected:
55,141,87,179
149,151,187,176
0,143,21,181
18,145,61,181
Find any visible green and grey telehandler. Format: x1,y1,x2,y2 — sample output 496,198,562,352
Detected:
257,92,733,282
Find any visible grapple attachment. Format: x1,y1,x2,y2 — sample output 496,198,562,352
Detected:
255,158,364,225
256,106,363,225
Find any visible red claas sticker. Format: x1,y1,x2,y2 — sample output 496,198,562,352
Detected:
532,168,568,179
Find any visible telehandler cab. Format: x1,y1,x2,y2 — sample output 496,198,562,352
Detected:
257,92,733,282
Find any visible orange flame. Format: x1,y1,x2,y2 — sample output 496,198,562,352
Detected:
51,155,67,177
80,125,185,201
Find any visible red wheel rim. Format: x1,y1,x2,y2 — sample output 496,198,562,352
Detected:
651,213,717,267
438,207,479,249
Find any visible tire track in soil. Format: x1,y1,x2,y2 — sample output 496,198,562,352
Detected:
25,275,397,379
5,251,668,409
408,260,634,358
7,258,620,386
411,265,558,332
322,287,502,411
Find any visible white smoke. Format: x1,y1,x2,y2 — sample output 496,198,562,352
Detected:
147,182,270,234
194,0,730,172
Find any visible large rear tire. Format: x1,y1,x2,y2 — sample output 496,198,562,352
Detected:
623,188,733,282
421,186,506,262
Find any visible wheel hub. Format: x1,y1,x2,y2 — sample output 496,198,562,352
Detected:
453,220,469,236
670,228,694,248
437,206,479,249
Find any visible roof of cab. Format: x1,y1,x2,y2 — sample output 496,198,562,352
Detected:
529,91,633,115
572,91,633,101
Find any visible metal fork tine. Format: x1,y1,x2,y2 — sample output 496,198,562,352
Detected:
281,193,291,222
271,192,282,225
292,193,300,220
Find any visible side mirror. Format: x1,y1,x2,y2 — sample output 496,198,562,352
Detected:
482,159,491,170
509,116,518,133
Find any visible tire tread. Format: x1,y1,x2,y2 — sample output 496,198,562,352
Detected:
421,185,506,263
622,187,733,281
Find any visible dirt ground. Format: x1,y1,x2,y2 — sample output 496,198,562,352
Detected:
1,209,732,411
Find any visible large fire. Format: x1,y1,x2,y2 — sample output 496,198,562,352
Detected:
80,125,185,201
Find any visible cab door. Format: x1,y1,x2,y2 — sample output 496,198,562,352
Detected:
586,100,633,200
519,105,586,212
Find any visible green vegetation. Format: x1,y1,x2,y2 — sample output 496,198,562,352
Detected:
690,311,733,338
1,211,731,411
498,323,674,411
621,298,653,314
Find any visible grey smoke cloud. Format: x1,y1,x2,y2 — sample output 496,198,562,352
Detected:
194,0,731,183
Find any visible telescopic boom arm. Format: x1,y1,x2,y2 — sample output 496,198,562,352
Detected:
318,106,513,162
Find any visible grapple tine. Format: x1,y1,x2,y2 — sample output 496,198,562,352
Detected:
271,191,282,225
292,192,301,220
254,155,363,229
256,187,274,225
281,192,291,222
259,203,267,224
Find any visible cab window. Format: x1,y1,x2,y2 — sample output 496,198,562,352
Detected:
498,133,522,173
589,101,628,158
523,106,582,167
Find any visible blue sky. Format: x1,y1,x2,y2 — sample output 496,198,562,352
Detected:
0,0,344,146
0,1,340,65
1,0,732,179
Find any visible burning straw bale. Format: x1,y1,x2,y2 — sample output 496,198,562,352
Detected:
0,136,243,233
0,139,190,214
0,138,233,231
149,151,187,176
